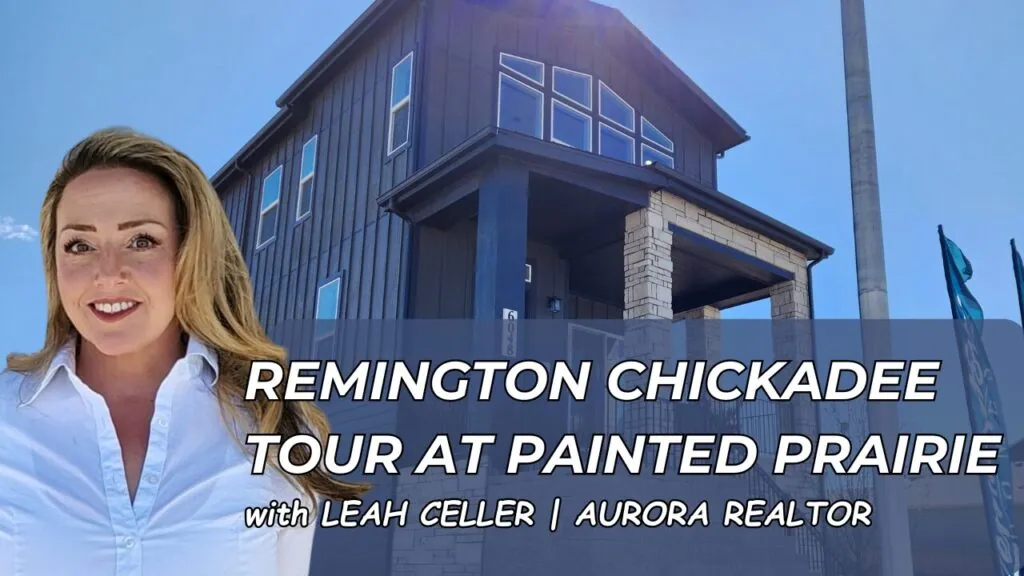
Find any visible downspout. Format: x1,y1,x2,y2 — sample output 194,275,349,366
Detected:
234,160,255,262
806,253,827,503
806,254,825,320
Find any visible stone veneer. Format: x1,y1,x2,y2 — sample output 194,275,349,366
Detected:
623,189,820,509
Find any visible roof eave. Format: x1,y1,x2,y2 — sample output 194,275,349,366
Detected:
209,106,296,189
210,0,406,190
610,8,749,154
275,0,403,107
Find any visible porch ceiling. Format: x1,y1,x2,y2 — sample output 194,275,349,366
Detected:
569,235,790,313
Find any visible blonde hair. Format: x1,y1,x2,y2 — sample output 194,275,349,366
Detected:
6,127,370,503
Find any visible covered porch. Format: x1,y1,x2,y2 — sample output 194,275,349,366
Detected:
380,128,838,564
379,127,832,326
381,128,832,485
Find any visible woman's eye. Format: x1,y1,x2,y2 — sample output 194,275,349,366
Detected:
130,235,156,249
63,240,91,254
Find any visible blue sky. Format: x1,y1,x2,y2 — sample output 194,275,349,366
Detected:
1,1,1022,437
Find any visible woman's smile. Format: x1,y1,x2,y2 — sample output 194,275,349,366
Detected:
88,299,141,322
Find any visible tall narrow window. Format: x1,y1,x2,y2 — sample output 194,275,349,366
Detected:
314,275,342,346
388,52,414,155
599,81,634,132
497,72,543,138
257,166,282,248
296,135,317,221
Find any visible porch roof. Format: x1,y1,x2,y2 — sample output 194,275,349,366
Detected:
378,128,834,261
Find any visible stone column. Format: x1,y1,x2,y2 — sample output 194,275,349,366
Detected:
624,191,673,320
622,191,673,444
769,266,821,504
769,267,814,437
674,305,725,468
675,305,726,429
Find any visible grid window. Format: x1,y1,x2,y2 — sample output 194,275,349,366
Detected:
296,135,317,220
257,166,282,248
388,52,414,154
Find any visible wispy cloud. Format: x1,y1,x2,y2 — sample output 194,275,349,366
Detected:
0,216,38,242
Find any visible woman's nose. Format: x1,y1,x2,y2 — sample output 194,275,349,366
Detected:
95,249,126,282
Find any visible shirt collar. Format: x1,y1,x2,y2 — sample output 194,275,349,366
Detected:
21,334,220,406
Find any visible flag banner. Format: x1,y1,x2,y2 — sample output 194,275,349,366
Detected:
939,226,1021,576
1011,239,1024,335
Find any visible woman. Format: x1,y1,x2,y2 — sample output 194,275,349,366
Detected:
0,127,369,575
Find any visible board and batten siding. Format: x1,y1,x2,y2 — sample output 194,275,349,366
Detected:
214,6,426,575
217,3,422,335
412,217,621,320
419,0,718,187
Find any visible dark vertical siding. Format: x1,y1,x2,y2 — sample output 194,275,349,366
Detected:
412,218,581,320
216,3,421,334
412,221,476,318
213,5,426,575
420,0,719,187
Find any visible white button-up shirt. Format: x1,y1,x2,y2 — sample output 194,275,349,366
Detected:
0,337,317,576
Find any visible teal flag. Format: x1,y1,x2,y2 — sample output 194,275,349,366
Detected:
939,226,1021,576
1012,239,1024,334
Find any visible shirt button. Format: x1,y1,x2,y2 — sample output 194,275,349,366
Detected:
155,417,168,428
146,475,159,484
124,536,135,549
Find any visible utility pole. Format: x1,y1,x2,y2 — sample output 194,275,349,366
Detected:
839,0,916,575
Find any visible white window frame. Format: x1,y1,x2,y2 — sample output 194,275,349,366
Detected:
552,66,592,110
387,52,414,156
256,165,283,249
550,98,592,152
598,122,634,164
497,71,544,138
315,277,342,321
641,142,674,169
598,80,635,133
296,134,318,221
499,52,544,87
640,116,674,153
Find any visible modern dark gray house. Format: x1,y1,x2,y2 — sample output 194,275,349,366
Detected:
210,0,839,573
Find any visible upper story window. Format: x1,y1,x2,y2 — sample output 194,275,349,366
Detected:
550,99,591,152
641,143,673,168
599,123,634,164
552,67,591,110
498,71,543,138
495,53,676,171
316,276,341,321
499,53,544,86
641,117,673,153
314,275,342,343
388,52,414,155
599,81,634,133
296,135,317,221
257,165,282,249
640,116,674,169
